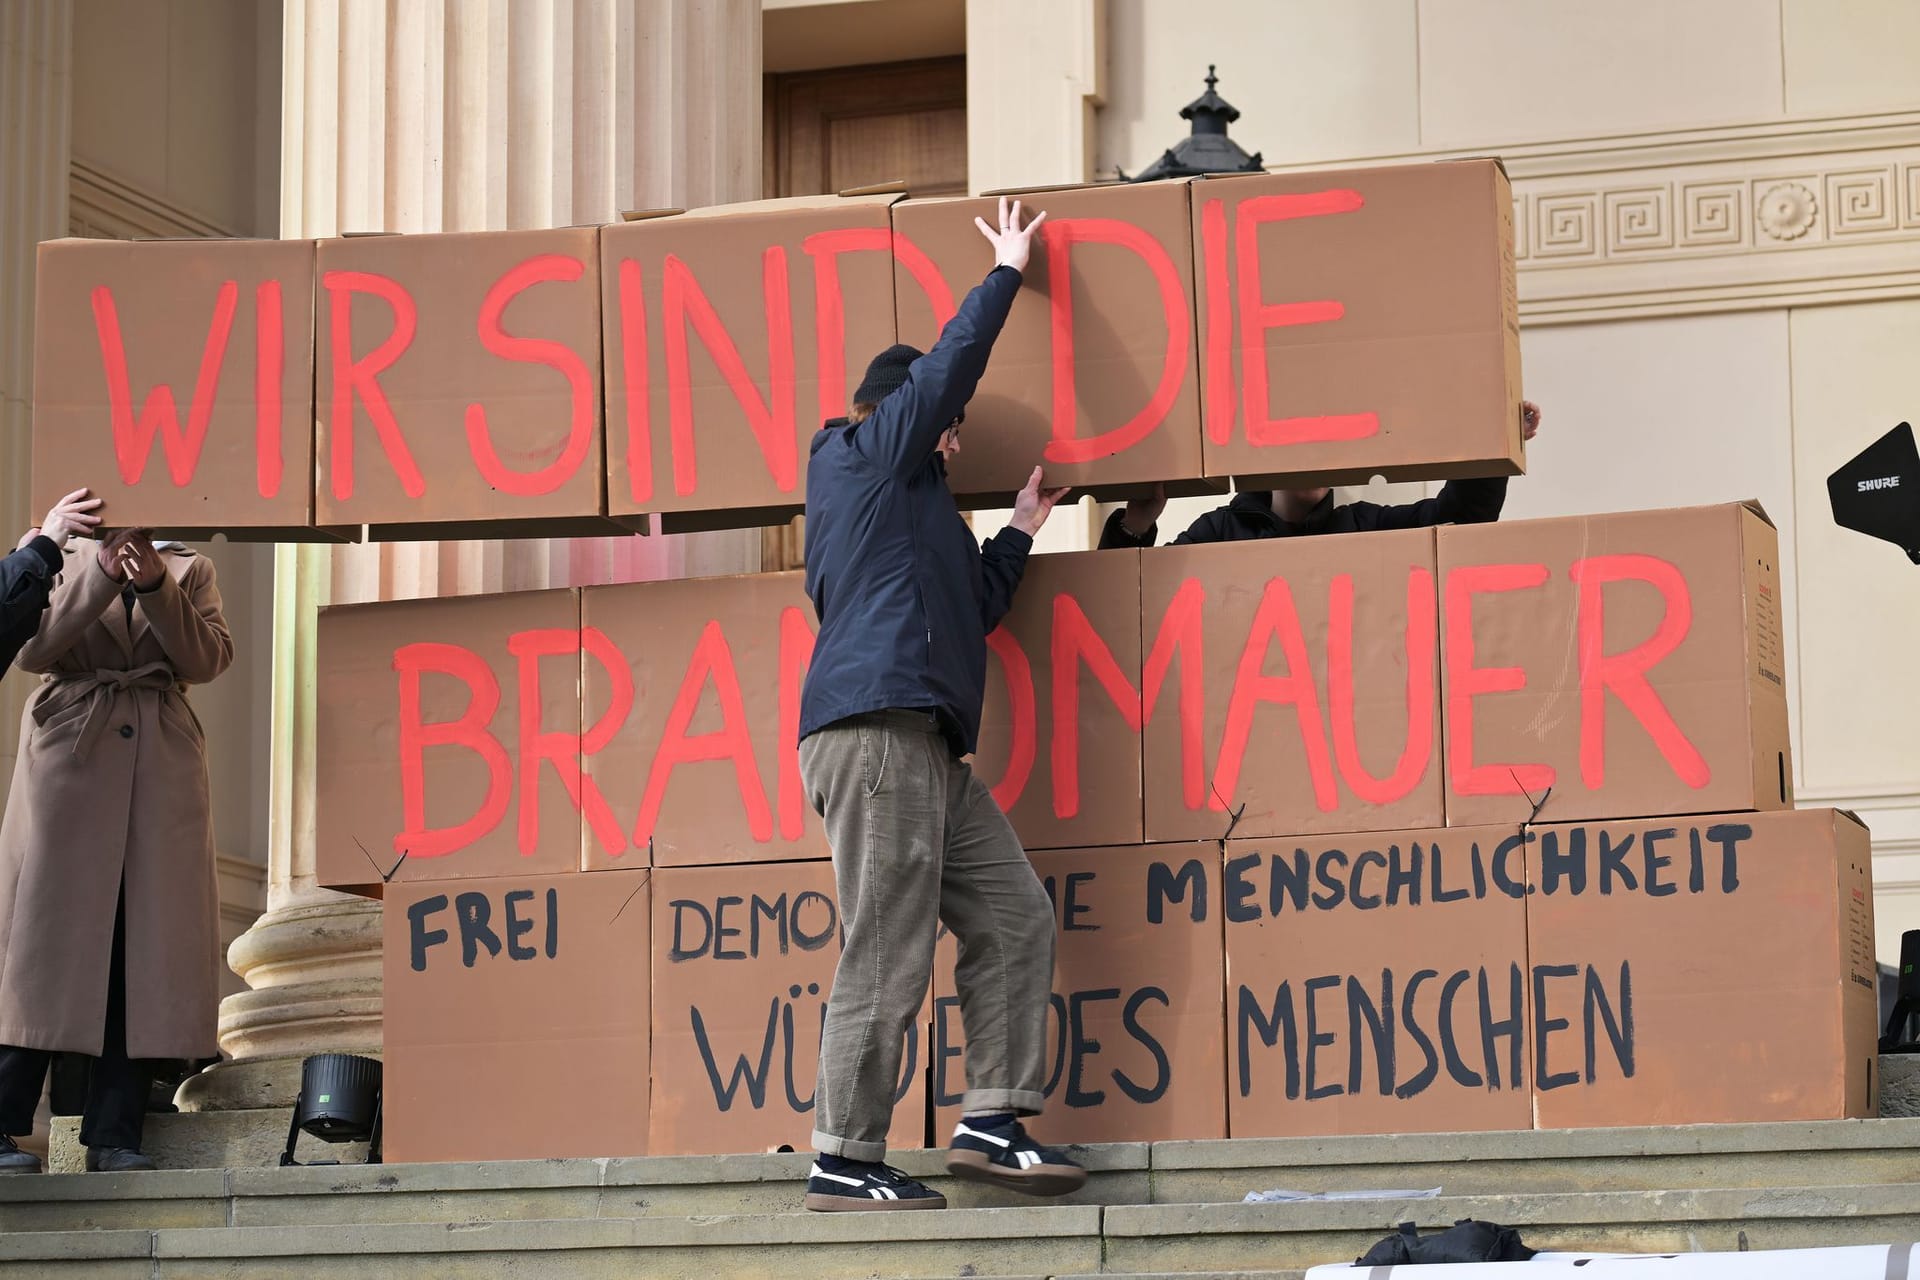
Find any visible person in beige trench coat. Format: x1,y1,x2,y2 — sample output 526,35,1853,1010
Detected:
0,529,232,1173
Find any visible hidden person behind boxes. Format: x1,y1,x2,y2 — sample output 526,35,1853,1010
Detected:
1100,402,1543,546
0,519,232,1175
797,196,1087,1213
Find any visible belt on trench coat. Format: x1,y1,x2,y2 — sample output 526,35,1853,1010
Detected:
33,664,181,761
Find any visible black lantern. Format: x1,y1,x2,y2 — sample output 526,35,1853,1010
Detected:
280,1053,383,1166
1126,65,1265,183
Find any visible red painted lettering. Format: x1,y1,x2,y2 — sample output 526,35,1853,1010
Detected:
465,254,595,497
92,281,237,488
579,626,636,858
984,627,1036,810
254,281,284,498
1042,218,1188,464
393,642,511,859
1213,576,1338,812
616,258,653,503
1328,568,1436,806
1569,554,1708,790
777,605,817,842
1233,190,1377,447
1141,578,1207,810
804,228,887,426
1444,562,1554,797
323,270,423,501
1050,593,1144,820
890,231,959,332
508,627,625,858
634,620,772,846
662,249,797,497
1200,198,1234,448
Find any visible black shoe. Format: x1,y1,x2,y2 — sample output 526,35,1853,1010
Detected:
945,1114,1086,1197
84,1147,155,1173
803,1156,946,1212
0,1135,41,1174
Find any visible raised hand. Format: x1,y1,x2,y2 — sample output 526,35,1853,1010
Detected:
38,488,103,548
1122,482,1168,537
118,531,167,592
1010,466,1072,537
973,196,1049,275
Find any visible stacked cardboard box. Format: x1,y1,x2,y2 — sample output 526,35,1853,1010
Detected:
324,502,1877,1162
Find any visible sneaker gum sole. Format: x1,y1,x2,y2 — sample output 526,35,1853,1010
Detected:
804,1190,948,1212
944,1146,1088,1197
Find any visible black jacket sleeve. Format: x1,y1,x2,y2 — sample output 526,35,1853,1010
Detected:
847,266,1023,480
0,537,63,673
1347,476,1510,532
1098,508,1157,550
978,525,1033,633
1169,506,1237,546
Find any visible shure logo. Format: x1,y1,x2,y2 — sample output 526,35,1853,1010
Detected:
1858,475,1902,492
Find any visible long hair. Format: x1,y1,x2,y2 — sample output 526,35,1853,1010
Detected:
847,402,878,425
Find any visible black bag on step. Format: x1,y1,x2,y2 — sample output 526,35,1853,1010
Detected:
1356,1218,1537,1265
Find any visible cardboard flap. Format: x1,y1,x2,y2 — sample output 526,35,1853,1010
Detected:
674,192,904,221
1739,497,1777,528
618,207,685,222
979,179,1123,197
837,180,908,197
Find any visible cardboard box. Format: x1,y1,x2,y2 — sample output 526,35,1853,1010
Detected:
1192,159,1524,488
31,237,331,539
382,868,652,1163
315,588,583,896
650,860,927,1155
315,227,615,536
891,182,1215,506
600,194,901,531
1140,529,1445,843
932,844,1226,1144
1224,825,1533,1138
1526,808,1878,1128
976,550,1145,850
1438,502,1792,827
581,570,824,869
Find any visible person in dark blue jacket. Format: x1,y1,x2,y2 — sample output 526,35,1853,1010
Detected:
0,489,103,676
1098,403,1542,548
797,197,1084,1213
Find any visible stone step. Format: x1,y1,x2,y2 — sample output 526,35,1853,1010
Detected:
0,1185,1914,1278
5,1118,1920,1234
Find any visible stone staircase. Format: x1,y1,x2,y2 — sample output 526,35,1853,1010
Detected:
4,1119,1920,1277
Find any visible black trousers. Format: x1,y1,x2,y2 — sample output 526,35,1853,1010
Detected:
0,890,153,1150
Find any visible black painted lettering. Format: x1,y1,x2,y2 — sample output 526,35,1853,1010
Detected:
1237,982,1299,1100
1386,843,1422,907
932,996,964,1108
1225,851,1261,923
790,891,839,951
1116,987,1172,1104
1584,961,1635,1083
752,892,789,957
1066,988,1120,1106
407,894,449,973
1147,859,1209,924
1271,849,1311,914
1347,970,1395,1096
1438,969,1482,1088
1062,872,1098,932
1481,963,1525,1091
1599,829,1638,894
503,889,537,960
1396,969,1440,1099
1312,850,1350,911
1538,827,1586,897
1643,827,1677,897
1706,822,1750,893
1350,850,1387,910
1304,974,1343,1100
455,891,501,968
1430,841,1469,904
1492,832,1531,899
713,895,746,960
692,998,777,1111
670,899,714,962
1532,963,1580,1091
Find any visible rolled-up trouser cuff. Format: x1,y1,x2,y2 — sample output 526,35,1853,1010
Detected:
812,1128,889,1163
960,1088,1045,1117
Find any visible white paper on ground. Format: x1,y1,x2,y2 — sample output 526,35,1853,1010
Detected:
1245,1188,1444,1203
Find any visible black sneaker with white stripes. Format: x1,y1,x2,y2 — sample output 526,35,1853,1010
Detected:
945,1113,1087,1197
803,1155,947,1212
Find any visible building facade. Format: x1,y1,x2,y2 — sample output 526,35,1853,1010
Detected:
2,0,1918,1119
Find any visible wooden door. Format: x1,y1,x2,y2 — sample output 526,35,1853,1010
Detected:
763,57,967,572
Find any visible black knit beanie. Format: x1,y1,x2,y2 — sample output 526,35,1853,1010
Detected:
852,343,924,407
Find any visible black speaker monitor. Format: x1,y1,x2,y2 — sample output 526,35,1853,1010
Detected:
1829,422,1920,563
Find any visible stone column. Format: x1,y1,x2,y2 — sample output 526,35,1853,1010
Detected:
0,0,73,822
178,0,763,1128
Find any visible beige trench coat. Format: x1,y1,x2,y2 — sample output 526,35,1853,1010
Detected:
0,543,232,1059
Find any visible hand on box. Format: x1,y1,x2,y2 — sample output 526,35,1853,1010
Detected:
95,529,139,581
1010,466,1072,538
1522,400,1542,442
974,196,1048,275
38,488,103,549
1122,483,1168,537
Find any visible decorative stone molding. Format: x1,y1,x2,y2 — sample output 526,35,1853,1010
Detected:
68,159,237,241
1269,111,1920,325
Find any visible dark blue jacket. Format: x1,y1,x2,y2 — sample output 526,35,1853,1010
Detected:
800,266,1029,755
0,537,62,673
